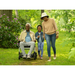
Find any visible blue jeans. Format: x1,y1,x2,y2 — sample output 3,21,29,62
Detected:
38,42,44,57
45,33,56,57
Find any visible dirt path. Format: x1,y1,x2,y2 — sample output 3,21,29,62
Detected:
18,54,48,65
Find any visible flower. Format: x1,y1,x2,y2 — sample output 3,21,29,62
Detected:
3,14,5,15
0,15,2,18
9,34,10,36
16,38,18,40
14,18,17,20
14,43,16,44
8,19,9,21
0,26,1,28
18,21,20,23
0,15,2,17
11,20,13,22
9,27,10,28
5,26,7,27
7,16,9,18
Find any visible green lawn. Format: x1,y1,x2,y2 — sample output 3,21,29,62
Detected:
0,29,75,65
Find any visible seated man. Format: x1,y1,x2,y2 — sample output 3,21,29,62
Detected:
19,23,36,58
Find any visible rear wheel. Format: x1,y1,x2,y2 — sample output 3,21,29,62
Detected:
19,56,20,60
18,52,23,60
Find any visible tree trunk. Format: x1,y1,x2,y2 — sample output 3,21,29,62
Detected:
0,10,12,21
48,10,51,13
40,10,44,24
15,10,18,18
41,10,44,15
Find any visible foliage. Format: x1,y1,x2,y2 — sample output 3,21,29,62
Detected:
12,10,41,29
44,10,75,59
68,47,75,59
61,31,75,59
45,10,75,32
0,31,75,65
0,14,22,48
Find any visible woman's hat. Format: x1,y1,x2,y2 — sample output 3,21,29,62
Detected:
41,12,49,19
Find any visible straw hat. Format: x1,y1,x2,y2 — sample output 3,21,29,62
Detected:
41,12,49,19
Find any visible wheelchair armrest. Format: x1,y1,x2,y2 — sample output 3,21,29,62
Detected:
18,41,20,44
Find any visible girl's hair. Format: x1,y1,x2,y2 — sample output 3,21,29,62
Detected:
37,25,42,29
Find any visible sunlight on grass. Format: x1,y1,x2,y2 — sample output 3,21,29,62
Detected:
0,31,75,65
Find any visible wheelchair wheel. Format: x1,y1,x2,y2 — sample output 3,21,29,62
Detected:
18,52,23,60
19,56,20,60
33,52,37,60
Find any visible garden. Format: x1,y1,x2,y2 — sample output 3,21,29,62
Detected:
0,10,75,65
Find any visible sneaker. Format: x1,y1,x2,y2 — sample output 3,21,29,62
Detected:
39,55,41,58
27,55,30,58
23,55,26,58
53,57,56,60
48,59,51,61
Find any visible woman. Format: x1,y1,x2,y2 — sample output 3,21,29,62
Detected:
41,12,59,61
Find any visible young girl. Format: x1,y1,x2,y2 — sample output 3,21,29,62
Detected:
35,25,44,59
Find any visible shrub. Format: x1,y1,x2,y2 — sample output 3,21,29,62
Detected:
0,14,22,48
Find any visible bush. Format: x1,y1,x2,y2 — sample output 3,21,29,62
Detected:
0,14,22,48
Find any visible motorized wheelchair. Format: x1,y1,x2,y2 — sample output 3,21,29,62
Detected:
18,41,37,60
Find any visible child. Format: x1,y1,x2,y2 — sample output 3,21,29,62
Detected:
35,25,44,59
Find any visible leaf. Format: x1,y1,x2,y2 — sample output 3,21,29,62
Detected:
68,47,75,59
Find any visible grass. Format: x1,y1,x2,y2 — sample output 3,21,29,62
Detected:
0,29,75,65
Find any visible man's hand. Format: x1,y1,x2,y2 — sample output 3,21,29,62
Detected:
37,35,40,38
34,40,36,42
56,36,58,39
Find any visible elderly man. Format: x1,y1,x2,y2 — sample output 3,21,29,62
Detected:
19,23,36,58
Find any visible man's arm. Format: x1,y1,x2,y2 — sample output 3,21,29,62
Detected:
19,32,23,41
33,33,36,42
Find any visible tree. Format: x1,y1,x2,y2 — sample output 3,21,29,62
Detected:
0,10,12,21
41,10,44,14
40,10,44,24
15,10,18,18
13,10,41,28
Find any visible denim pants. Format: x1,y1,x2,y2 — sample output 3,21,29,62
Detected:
45,33,56,57
38,42,44,57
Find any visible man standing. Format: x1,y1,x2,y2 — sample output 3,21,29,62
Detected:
19,23,36,58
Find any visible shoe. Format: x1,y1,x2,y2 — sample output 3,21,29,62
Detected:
39,55,41,58
23,55,26,58
48,59,51,61
27,55,30,58
40,57,43,60
53,57,56,60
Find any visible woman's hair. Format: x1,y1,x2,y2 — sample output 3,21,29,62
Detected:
41,16,49,20
37,25,42,29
